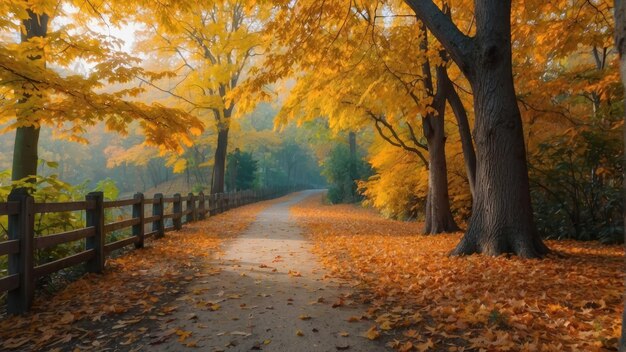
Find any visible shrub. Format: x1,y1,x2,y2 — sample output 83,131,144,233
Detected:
529,123,623,243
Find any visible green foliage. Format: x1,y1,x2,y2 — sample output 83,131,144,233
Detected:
529,122,623,243
226,149,258,191
254,132,325,190
0,166,120,278
93,178,120,200
322,143,372,204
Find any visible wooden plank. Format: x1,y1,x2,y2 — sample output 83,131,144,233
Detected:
104,218,141,233
85,192,105,274
173,194,182,230
162,197,177,203
33,250,94,278
162,213,178,220
34,201,95,213
164,226,175,233
0,239,20,256
103,198,140,209
7,192,35,314
34,227,95,250
152,194,164,239
145,230,157,239
132,193,145,249
0,202,19,215
104,236,139,254
144,198,157,205
0,274,19,292
183,209,194,216
144,215,160,223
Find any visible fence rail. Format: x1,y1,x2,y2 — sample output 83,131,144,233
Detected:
0,186,292,314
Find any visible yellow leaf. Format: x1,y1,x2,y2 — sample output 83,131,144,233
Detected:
176,329,192,343
364,326,380,340
172,159,187,173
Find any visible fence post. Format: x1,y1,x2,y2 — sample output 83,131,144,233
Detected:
7,190,35,314
153,193,164,238
198,192,206,220
187,193,196,223
132,193,145,249
173,193,182,230
86,191,105,274
218,193,223,213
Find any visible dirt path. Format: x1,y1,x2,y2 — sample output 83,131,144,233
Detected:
145,190,387,352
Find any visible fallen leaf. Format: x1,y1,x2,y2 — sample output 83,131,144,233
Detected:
363,326,380,340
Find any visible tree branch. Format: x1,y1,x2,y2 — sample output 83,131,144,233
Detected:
366,111,429,167
403,0,475,75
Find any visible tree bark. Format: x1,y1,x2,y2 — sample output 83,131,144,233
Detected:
348,131,358,200
451,0,548,257
11,10,49,182
211,127,229,194
419,27,460,234
613,0,626,350
423,67,460,234
406,0,549,257
441,71,477,198
424,110,460,233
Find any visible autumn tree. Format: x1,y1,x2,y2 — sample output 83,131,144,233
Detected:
258,1,475,233
134,0,270,194
404,0,549,257
0,1,202,185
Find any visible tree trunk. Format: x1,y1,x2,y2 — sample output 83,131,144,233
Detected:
211,127,229,194
11,10,49,182
419,28,460,234
348,131,358,200
424,114,460,234
423,67,460,234
12,127,41,182
405,0,549,256
451,0,548,257
613,0,626,350
441,70,476,198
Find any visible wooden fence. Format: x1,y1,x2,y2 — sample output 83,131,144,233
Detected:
0,187,291,314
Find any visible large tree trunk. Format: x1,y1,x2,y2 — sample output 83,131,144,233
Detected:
11,10,49,182
405,0,549,257
451,0,548,257
211,127,229,194
614,1,626,350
